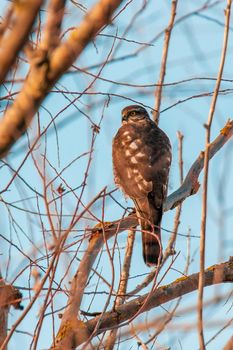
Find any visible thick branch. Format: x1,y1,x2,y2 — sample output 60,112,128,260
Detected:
41,0,66,52
0,0,43,84
74,259,233,347
0,0,123,158
223,335,233,350
52,216,134,349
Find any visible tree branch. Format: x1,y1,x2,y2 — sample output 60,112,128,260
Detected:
41,0,66,52
73,258,233,347
153,0,178,124
165,119,233,210
198,2,232,347
0,0,123,158
0,0,43,84
105,229,135,349
223,335,233,350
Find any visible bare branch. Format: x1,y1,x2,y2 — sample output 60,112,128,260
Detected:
163,131,184,261
75,258,233,347
0,0,43,84
105,229,135,349
153,0,178,124
165,119,233,211
41,0,66,52
223,335,233,350
198,1,232,348
0,0,123,158
0,273,8,350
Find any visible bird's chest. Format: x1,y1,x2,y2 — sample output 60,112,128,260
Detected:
115,127,149,166
113,126,153,197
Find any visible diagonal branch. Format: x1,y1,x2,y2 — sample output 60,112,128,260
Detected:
0,0,43,84
0,0,124,158
223,335,233,350
74,258,233,347
165,119,233,211
41,0,66,52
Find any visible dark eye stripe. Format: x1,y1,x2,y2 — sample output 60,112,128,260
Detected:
129,114,144,119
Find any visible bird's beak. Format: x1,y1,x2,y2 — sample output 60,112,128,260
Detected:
122,115,128,123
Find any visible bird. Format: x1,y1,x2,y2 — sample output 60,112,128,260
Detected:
112,105,171,266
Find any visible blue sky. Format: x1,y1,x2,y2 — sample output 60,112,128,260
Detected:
1,0,233,349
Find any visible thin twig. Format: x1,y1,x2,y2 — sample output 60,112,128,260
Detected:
0,271,8,350
105,229,135,349
163,131,184,262
153,0,178,124
198,2,232,349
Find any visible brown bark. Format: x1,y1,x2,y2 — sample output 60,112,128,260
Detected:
0,0,43,84
62,259,233,347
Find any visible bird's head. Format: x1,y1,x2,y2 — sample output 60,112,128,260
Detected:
121,105,150,125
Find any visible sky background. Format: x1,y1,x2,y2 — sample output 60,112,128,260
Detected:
1,0,233,349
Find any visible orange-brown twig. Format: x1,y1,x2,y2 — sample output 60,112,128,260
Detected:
198,1,232,348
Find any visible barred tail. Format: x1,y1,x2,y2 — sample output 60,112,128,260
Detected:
134,198,163,266
141,222,162,266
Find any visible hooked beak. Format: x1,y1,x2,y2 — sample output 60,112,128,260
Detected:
122,115,128,123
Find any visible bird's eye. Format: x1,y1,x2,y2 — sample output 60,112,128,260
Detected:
130,111,136,116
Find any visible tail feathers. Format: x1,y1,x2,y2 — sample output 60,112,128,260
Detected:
134,198,163,266
141,224,162,266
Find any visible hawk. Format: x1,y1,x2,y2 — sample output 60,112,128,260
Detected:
112,105,171,266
